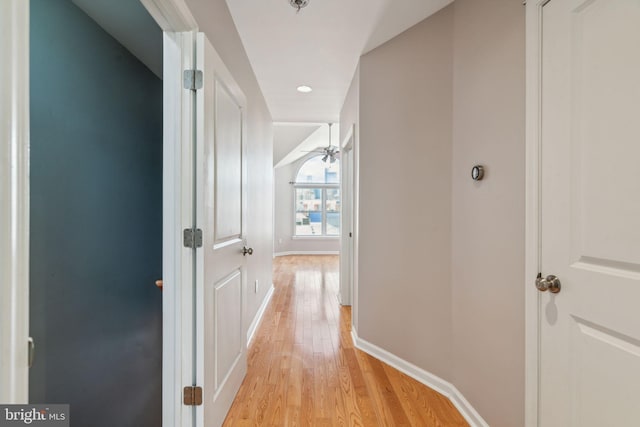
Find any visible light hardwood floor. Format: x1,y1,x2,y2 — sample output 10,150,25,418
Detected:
223,255,468,426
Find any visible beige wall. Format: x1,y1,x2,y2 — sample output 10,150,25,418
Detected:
358,5,454,380
273,160,340,255
344,0,525,425
451,1,525,426
185,0,274,329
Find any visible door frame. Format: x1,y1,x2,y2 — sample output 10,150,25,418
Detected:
140,1,199,426
0,0,30,405
340,124,359,333
524,1,545,426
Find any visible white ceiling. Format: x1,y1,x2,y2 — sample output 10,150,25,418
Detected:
225,0,453,123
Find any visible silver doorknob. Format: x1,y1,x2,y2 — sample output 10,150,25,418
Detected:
242,246,254,256
535,273,561,293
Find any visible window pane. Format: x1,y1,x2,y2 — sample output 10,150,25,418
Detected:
295,155,340,184
295,188,322,236
326,189,340,236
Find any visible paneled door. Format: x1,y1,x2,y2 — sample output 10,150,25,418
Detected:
539,1,640,425
195,33,249,427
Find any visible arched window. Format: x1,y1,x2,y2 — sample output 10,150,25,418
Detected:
294,155,340,236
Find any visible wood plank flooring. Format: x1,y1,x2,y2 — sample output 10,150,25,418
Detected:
223,255,468,427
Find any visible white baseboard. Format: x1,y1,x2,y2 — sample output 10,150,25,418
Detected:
350,329,489,427
274,251,339,257
247,284,275,346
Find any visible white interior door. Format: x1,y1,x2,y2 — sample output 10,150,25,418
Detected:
195,32,248,427
340,140,354,306
539,1,640,425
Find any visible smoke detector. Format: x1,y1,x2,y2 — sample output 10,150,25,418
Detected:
290,0,310,12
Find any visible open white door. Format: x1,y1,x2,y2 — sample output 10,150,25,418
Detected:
538,1,640,425
195,33,248,427
339,131,354,306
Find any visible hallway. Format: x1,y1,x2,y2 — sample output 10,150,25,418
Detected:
223,256,468,426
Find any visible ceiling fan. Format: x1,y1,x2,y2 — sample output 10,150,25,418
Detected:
304,123,339,164
289,0,310,12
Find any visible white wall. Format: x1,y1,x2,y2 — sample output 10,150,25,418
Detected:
340,66,359,148
273,159,340,255
357,5,454,380
185,0,274,330
451,1,525,425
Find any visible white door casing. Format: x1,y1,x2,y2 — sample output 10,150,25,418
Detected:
531,1,640,426
161,29,198,427
141,2,200,426
195,33,248,427
0,0,30,404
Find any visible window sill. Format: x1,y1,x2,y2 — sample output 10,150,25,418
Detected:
292,236,340,240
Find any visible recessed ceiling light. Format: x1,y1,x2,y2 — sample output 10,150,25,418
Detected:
297,85,313,93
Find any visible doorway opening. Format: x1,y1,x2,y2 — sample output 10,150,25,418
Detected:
28,1,163,425
273,122,347,303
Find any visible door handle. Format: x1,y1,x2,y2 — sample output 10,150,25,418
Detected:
28,337,35,368
242,246,254,256
535,273,561,293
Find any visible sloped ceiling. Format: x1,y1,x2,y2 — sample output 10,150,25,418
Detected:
274,123,339,168
273,123,322,166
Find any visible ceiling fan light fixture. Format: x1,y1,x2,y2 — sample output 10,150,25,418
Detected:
322,123,339,165
289,0,310,12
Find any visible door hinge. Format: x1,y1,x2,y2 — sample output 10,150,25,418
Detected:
183,69,203,91
349,232,353,238
183,386,203,406
183,228,203,249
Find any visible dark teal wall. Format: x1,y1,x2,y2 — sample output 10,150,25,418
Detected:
30,1,162,426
